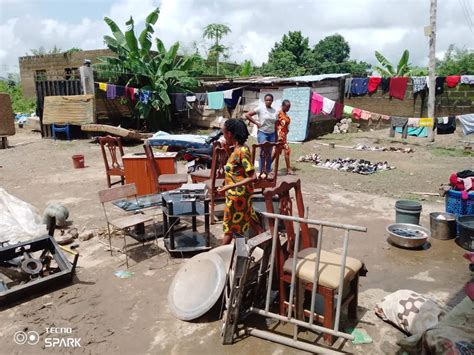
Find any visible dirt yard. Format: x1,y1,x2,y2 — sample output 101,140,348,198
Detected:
0,127,472,354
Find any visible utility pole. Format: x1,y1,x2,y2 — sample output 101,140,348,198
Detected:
427,0,437,142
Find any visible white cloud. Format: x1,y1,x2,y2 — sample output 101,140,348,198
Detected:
0,0,473,77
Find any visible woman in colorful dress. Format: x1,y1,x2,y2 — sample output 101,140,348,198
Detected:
217,119,260,245
276,99,293,175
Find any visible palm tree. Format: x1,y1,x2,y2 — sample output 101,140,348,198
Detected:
202,23,231,75
374,49,411,77
96,8,199,130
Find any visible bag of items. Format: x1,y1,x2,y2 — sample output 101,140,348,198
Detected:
0,188,47,244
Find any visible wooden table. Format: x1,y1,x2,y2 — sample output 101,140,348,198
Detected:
122,152,178,196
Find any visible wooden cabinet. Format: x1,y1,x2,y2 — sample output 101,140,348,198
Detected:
122,152,178,196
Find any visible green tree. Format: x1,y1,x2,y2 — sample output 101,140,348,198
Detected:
262,31,312,76
0,74,36,113
374,49,411,77
96,8,199,130
202,23,231,75
27,45,62,56
437,46,474,75
313,34,350,64
240,60,253,77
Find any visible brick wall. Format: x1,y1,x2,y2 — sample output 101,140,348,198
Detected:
19,49,114,98
344,80,474,118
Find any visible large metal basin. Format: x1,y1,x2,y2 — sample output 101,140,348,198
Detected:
386,223,430,249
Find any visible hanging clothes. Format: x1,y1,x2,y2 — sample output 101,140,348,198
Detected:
310,92,324,114
435,77,446,95
352,108,362,120
460,75,474,85
207,91,225,110
446,76,461,88
170,93,188,111
99,82,107,92
224,88,242,109
344,77,353,98
223,89,233,99
389,77,409,100
125,86,136,103
333,102,343,120
351,78,369,96
436,116,456,134
139,90,152,104
371,113,381,122
419,118,434,127
407,117,420,127
195,93,207,104
360,110,371,120
115,86,125,98
412,77,427,93
343,105,354,116
381,78,391,93
106,84,117,99
322,97,335,115
381,114,390,121
368,77,382,93
457,114,474,135
389,116,408,138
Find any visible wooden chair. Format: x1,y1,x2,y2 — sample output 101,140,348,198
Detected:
143,143,188,192
98,136,126,188
190,141,221,183
203,144,230,223
251,141,282,191
263,179,363,345
98,183,154,268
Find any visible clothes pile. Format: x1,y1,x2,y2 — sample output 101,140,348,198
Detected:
354,143,415,153
297,154,394,175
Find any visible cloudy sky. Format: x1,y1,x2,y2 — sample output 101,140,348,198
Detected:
0,0,473,77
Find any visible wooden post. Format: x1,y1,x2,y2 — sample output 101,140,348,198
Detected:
427,0,437,142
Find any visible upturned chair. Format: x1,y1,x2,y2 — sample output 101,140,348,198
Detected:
98,136,126,188
143,143,188,192
263,179,364,345
251,141,282,191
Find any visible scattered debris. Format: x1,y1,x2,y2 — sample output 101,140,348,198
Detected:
79,230,95,241
333,118,352,134
114,270,134,279
297,154,394,175
354,144,415,153
42,202,69,227
346,328,373,345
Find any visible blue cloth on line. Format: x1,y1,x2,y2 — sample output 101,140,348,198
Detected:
207,91,225,110
396,126,428,137
139,90,152,104
106,84,116,99
351,78,369,96
115,85,125,97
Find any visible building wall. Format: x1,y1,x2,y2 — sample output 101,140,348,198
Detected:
19,49,115,98
344,81,474,118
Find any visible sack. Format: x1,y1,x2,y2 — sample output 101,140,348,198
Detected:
0,188,47,244
374,290,443,335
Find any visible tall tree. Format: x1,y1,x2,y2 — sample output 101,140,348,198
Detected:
96,8,199,130
313,34,350,64
262,31,312,76
437,46,474,75
374,49,411,77
202,23,231,75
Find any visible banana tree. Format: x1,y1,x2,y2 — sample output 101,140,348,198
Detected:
374,49,411,77
95,8,199,130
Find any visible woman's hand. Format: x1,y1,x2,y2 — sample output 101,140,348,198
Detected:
217,185,229,195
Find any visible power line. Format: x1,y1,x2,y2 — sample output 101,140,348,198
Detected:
458,0,474,32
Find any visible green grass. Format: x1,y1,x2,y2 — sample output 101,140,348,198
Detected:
431,147,474,157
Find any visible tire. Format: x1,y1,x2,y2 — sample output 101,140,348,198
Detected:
195,163,206,171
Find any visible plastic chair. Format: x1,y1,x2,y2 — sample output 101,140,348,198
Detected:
52,124,71,140
99,136,126,188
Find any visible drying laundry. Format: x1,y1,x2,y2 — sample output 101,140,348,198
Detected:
99,82,107,92
343,105,354,116
419,117,434,127
344,77,353,98
381,77,391,93
310,92,324,114
352,108,362,120
297,154,394,175
322,97,335,115
436,116,456,134
457,114,474,135
115,86,125,98
446,76,461,88
223,90,233,99
106,84,117,99
412,77,427,93
333,102,344,119
460,75,474,85
368,77,382,93
407,117,420,127
351,78,369,96
125,86,136,103
139,90,152,104
207,91,225,110
435,77,446,95
389,77,409,100
361,110,371,120
389,116,408,138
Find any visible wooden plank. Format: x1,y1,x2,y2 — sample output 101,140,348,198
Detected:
43,95,95,124
110,214,153,229
0,94,15,136
81,124,151,140
98,184,137,203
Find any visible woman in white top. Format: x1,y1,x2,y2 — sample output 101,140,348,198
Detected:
244,93,277,173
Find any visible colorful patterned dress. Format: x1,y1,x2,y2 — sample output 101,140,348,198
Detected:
223,145,259,235
276,111,291,151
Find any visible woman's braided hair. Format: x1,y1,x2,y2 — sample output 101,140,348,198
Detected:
224,118,250,145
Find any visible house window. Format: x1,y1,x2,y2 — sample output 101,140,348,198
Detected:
35,70,47,81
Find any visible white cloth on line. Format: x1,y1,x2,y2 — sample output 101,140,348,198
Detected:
443,117,449,124
460,75,474,85
322,97,335,115
223,90,233,99
457,114,474,135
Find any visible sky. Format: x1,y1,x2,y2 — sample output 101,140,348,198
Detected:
0,0,473,78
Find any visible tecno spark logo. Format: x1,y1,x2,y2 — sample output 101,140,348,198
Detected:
13,327,81,348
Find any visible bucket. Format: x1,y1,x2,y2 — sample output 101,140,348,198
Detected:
429,212,457,240
72,154,85,169
395,200,422,225
456,215,474,251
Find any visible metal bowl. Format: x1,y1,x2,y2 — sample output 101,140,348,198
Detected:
386,223,430,249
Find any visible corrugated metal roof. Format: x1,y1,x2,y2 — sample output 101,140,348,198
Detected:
202,73,349,86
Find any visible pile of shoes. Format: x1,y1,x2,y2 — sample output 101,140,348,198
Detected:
297,154,394,175
354,144,414,153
